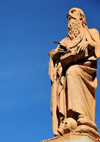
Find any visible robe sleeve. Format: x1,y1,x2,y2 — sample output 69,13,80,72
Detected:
88,29,100,59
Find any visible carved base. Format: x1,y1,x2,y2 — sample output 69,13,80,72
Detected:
41,133,100,142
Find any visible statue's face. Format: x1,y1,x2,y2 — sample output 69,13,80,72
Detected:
67,8,81,24
68,18,76,32
67,8,82,40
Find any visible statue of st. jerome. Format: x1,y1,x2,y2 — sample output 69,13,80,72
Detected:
49,8,100,138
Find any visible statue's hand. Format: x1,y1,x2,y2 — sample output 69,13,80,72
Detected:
57,45,68,53
76,41,88,54
50,45,66,59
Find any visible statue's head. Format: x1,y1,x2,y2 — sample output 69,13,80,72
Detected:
67,8,87,40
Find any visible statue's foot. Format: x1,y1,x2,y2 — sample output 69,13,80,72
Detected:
75,115,99,139
77,115,98,131
75,125,99,139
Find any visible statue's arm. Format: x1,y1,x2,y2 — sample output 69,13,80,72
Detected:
87,29,99,47
87,29,100,58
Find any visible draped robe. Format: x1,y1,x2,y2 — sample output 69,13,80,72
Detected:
49,28,100,136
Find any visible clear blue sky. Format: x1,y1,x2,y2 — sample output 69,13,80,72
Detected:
0,0,100,142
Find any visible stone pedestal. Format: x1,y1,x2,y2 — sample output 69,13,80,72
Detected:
63,136,92,142
41,133,100,142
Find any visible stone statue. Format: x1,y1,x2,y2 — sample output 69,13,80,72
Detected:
48,8,100,139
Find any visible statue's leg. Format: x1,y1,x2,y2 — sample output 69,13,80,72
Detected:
65,64,96,121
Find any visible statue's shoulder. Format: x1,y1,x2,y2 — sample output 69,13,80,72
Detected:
88,28,100,40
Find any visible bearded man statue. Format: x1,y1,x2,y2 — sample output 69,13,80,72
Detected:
48,8,100,139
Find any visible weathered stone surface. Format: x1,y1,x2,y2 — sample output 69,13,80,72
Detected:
41,133,99,142
62,136,92,142
48,7,100,138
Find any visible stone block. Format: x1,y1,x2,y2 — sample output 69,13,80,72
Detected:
62,136,92,142
41,133,99,142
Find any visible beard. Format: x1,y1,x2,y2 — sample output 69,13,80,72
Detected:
68,19,81,40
